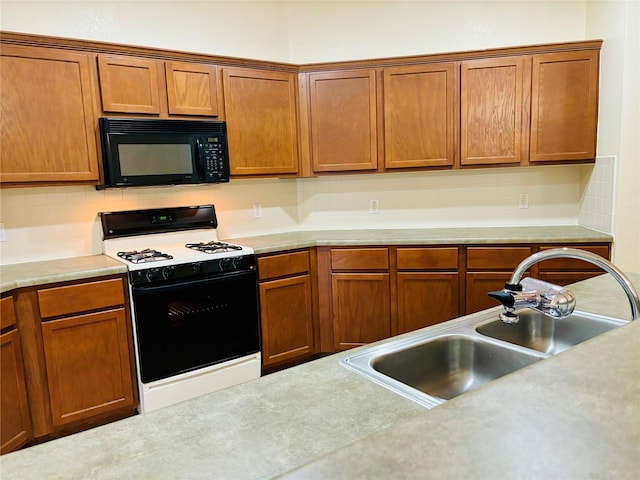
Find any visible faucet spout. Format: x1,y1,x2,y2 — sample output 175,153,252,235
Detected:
489,248,640,323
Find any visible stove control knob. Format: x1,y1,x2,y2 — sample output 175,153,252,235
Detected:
145,268,160,282
192,262,203,274
162,266,174,280
232,256,243,269
219,258,231,271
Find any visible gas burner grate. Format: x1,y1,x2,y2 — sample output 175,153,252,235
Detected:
117,249,174,264
185,241,243,254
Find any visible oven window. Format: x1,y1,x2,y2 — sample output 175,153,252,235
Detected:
131,270,260,383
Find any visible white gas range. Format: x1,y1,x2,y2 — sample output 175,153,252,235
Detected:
100,205,261,413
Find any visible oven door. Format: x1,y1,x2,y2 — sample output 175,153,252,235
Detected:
130,269,260,384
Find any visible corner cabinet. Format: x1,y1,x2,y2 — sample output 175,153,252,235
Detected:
530,50,599,162
0,44,100,184
257,250,316,370
222,68,299,176
307,69,378,173
1,296,32,454
97,54,220,117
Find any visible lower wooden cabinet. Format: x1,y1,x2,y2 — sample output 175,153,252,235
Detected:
332,272,391,350
1,297,32,454
41,308,135,427
1,275,138,454
258,250,316,368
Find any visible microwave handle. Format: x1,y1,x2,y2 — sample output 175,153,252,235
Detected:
194,138,205,176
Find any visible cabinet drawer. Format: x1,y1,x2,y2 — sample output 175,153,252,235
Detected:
467,247,532,270
258,250,310,281
38,278,125,319
331,248,389,271
538,245,610,271
397,247,458,270
1,297,17,330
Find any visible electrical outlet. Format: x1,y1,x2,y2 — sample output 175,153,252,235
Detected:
519,193,529,209
253,203,262,219
370,199,379,214
0,223,5,241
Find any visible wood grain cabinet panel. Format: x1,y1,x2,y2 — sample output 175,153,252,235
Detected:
308,70,378,172
165,61,219,116
332,273,390,350
383,63,456,169
37,278,125,319
460,56,528,166
530,51,599,162
222,68,299,175
259,275,314,366
97,54,161,114
258,250,315,368
41,308,135,427
0,45,99,183
0,297,32,455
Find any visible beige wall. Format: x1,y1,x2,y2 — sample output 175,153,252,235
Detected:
0,1,637,272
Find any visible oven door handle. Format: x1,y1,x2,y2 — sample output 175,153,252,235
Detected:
131,269,256,295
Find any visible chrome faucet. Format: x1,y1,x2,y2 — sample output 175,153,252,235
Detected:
488,248,640,324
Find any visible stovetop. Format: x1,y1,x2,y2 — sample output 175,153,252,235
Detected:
100,205,254,273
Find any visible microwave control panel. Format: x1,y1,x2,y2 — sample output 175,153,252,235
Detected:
201,136,228,181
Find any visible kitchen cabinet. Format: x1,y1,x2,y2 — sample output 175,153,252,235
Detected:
537,244,610,286
307,69,378,172
9,275,137,447
37,278,136,427
323,248,391,351
460,56,529,166
530,51,599,162
383,63,457,169
0,44,100,184
97,54,219,117
0,296,32,454
396,248,460,334
257,250,316,369
466,246,533,314
222,68,299,176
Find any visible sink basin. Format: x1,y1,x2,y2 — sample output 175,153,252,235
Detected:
340,328,545,408
476,310,627,355
370,335,542,401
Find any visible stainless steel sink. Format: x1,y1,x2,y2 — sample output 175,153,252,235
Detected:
339,308,628,408
475,310,627,355
371,334,542,401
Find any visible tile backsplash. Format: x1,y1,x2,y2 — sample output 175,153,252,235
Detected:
0,165,592,265
578,156,616,234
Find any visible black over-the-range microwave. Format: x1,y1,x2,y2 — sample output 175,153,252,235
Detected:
98,117,230,188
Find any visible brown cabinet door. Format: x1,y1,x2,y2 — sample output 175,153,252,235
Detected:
530,51,599,162
383,63,456,169
1,329,32,454
309,70,378,172
460,56,527,166
466,272,514,314
97,54,161,114
331,273,390,350
41,308,135,427
259,275,314,367
222,68,299,175
165,61,219,116
397,272,459,334
0,45,99,183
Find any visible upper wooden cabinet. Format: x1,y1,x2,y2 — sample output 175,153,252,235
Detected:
97,54,219,117
308,70,378,172
0,44,100,184
222,68,299,176
383,63,457,169
530,51,599,162
460,56,528,166
165,61,219,116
